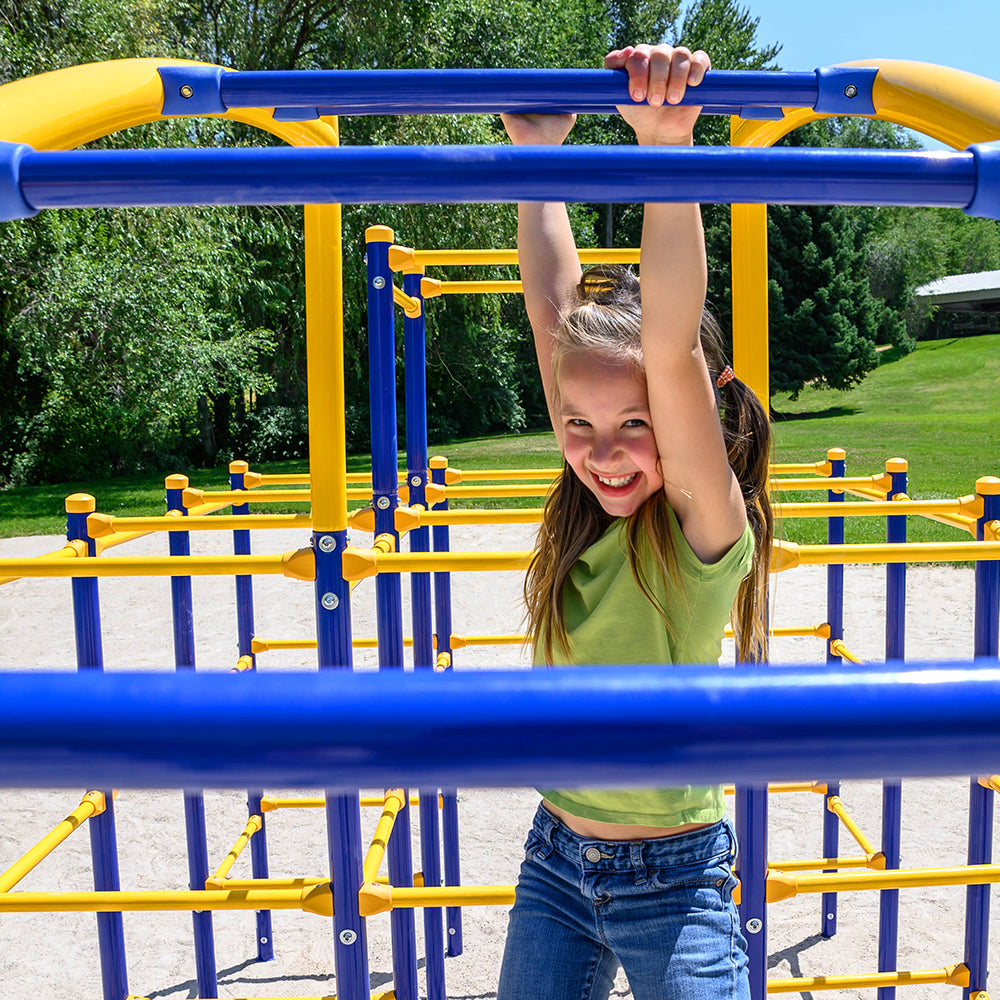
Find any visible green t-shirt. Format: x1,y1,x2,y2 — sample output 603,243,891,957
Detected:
537,507,754,827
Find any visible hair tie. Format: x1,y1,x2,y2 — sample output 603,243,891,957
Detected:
715,365,737,389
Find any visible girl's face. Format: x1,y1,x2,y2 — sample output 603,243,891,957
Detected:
557,352,664,518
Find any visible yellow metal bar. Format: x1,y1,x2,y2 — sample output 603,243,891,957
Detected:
214,816,262,880
766,863,1000,902
771,460,832,476
256,473,312,485
260,795,422,811
830,639,865,664
723,624,830,640
0,884,333,915
724,782,827,796
232,654,254,673
387,247,640,270
184,488,310,506
363,790,406,884
771,475,891,494
772,539,1000,572
305,197,346,532
768,856,877,873
979,775,1000,794
0,791,106,893
436,652,452,670
773,498,980,520
359,881,515,916
433,484,553,500
395,507,544,529
342,547,532,582
205,876,324,889
392,283,422,317
766,964,969,993
0,550,315,579
730,201,769,406
440,467,562,483
424,279,523,296
826,796,879,858
89,513,312,535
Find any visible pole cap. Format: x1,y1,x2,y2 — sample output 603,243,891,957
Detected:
885,458,908,473
165,474,189,489
976,476,1000,495
365,224,395,243
65,493,95,514
826,447,846,460
229,460,249,474
429,456,448,469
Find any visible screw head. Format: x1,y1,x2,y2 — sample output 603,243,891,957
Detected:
372,275,386,289
844,84,858,98
260,936,268,944
318,535,336,553
321,592,340,610
339,929,357,945
745,917,763,934
826,912,835,920
179,84,194,99
376,496,391,509
410,475,422,487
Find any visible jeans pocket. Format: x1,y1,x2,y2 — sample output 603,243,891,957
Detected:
523,829,550,860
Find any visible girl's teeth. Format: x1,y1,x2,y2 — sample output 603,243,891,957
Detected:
597,473,637,488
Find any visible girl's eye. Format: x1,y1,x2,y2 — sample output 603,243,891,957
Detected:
623,418,648,428
568,418,590,427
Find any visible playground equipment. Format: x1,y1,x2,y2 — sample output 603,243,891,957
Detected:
1,55,1000,1000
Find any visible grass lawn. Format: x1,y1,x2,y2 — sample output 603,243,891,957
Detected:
0,335,995,548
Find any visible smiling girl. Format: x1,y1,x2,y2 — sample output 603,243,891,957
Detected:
497,43,773,999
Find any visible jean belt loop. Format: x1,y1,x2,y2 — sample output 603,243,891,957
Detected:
725,818,738,860
536,807,557,858
630,842,648,885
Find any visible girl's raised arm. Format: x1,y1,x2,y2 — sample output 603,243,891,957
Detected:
611,45,748,563
500,113,581,443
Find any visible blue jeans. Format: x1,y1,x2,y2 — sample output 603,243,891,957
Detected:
498,804,750,1000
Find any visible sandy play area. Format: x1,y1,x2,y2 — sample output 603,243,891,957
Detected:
0,520,997,999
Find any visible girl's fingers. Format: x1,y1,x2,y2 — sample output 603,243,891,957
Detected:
665,47,692,105
645,46,672,107
608,43,711,105
687,49,712,87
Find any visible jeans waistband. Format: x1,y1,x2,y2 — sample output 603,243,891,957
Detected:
531,803,736,871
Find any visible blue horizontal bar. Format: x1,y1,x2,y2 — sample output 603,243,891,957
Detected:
218,68,820,114
16,145,977,211
0,662,998,788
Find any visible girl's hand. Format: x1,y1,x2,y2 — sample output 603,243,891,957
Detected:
500,112,576,146
605,44,711,145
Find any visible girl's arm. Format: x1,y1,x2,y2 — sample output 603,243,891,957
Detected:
611,45,747,563
500,113,581,444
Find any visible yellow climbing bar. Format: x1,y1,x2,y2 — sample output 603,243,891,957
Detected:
770,474,892,494
341,548,533,582
420,278,522,297
766,964,969,993
0,791,106,893
88,512,313,536
358,881,515,916
214,816,262,880
771,539,1000,572
766,863,1000,902
830,639,865,664
386,246,640,270
363,790,407,884
825,797,882,864
184,488,310,507
773,497,982,521
768,856,876,873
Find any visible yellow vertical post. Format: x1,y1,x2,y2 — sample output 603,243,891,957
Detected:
304,133,346,532
730,202,770,406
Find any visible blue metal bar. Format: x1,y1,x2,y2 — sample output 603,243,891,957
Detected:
11,145,983,212
386,794,419,1000
66,503,129,1000
229,463,275,964
400,269,446,1000
735,784,767,1000
166,480,219,998
964,483,1000,997
878,462,907,1000
429,458,463,956
822,449,845,939
213,67,824,113
7,663,1000,787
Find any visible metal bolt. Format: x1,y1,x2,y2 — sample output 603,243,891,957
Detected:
844,84,858,99
745,918,763,934
376,496,391,509
318,535,336,553
179,84,194,99
321,592,340,610
372,275,386,289
448,926,456,935
339,929,357,945
260,936,268,944
826,913,835,920
410,475,422,487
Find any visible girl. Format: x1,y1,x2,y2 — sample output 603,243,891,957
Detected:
497,44,772,999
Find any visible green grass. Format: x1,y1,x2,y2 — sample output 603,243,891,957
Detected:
0,334,995,544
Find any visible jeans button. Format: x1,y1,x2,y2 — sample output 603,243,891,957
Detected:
584,847,602,863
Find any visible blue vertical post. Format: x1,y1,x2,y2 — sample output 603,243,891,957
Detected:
735,784,767,1000
429,454,463,957
822,448,846,939
878,458,907,1000
229,460,275,963
165,475,219,997
66,493,129,1000
964,476,1000,998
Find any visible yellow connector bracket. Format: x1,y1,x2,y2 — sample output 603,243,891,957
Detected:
392,283,422,318
342,547,378,581
281,547,316,581
349,507,376,532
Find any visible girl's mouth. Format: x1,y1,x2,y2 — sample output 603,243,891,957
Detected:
591,471,640,494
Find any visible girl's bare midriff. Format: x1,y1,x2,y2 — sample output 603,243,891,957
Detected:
542,798,713,842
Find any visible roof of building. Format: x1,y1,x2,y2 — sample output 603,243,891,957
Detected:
913,270,1000,307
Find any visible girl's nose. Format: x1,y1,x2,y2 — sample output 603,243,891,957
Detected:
591,432,621,463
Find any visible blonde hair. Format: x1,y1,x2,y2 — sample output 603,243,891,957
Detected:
524,265,773,665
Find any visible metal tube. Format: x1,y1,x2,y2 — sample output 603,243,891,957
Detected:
18,146,979,211
4,663,1000,788
215,817,263,880
0,886,331,913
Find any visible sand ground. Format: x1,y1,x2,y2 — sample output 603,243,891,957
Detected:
0,522,997,999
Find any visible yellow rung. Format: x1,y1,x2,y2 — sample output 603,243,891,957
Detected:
826,796,878,857
768,856,879,873
358,881,515,916
362,790,407,884
829,639,865,664
214,816,263,880
766,964,969,993
767,863,1000,902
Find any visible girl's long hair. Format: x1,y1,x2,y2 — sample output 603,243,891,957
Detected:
524,265,773,665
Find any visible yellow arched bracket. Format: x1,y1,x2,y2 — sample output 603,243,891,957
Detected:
729,60,1000,406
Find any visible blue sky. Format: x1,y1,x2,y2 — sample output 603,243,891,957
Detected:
725,0,998,80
